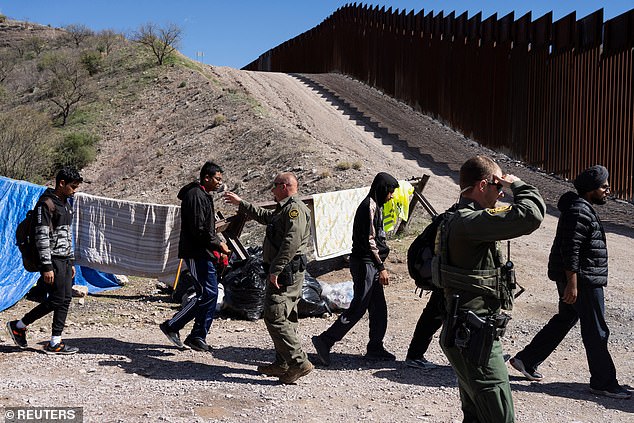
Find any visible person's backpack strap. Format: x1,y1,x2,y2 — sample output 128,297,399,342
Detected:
41,197,56,217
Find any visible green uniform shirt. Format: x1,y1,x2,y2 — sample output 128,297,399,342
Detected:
239,195,311,276
445,180,546,314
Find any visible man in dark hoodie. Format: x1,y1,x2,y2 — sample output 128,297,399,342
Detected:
6,166,83,355
312,172,400,366
159,161,230,353
510,165,631,400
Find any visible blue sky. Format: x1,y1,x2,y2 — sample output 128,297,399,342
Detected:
1,1,632,69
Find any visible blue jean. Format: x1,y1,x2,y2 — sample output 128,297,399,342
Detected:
167,258,218,341
515,279,618,390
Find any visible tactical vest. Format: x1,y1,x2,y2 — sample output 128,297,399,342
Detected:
431,212,515,311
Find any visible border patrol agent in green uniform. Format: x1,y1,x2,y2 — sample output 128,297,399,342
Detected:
438,156,545,423
224,172,313,384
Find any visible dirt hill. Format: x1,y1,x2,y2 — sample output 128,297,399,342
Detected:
1,19,633,423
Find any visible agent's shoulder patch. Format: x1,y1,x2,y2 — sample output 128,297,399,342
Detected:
486,205,512,215
289,209,300,219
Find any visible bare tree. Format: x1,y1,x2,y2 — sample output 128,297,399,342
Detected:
22,36,48,57
0,49,17,82
95,29,123,56
0,107,55,181
39,52,92,126
132,22,182,65
64,24,94,48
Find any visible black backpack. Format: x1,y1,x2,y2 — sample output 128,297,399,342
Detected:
407,214,443,292
15,198,56,273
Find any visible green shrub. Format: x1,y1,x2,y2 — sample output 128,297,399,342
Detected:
319,169,332,179
178,81,186,88
212,113,225,127
54,132,99,170
81,50,103,75
335,161,351,171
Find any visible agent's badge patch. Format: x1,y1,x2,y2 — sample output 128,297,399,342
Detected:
289,209,300,219
486,205,512,215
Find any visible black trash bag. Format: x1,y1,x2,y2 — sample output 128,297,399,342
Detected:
298,274,331,318
171,270,196,303
222,247,267,321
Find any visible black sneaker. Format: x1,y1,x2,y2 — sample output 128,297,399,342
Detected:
312,335,331,366
589,385,632,399
44,342,78,355
509,357,543,381
159,321,185,349
365,347,396,361
405,357,438,369
6,320,27,348
184,336,211,352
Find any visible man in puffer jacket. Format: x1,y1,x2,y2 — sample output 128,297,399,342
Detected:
510,165,631,399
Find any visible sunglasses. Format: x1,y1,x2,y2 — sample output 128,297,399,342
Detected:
487,180,504,193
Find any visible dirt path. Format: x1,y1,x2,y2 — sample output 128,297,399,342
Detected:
1,68,633,422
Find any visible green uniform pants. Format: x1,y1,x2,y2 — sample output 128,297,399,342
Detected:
441,331,515,423
263,270,308,367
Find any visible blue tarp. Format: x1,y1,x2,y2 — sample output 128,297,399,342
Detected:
0,176,120,312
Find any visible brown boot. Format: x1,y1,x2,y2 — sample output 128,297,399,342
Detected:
279,360,314,384
257,362,289,377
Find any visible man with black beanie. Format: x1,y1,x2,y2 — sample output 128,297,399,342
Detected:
510,165,631,399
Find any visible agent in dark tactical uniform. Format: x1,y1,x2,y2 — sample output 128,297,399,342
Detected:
439,156,545,423
312,172,400,366
6,167,83,355
510,165,631,400
224,172,313,384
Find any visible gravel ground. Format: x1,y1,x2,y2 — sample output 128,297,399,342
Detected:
1,67,633,422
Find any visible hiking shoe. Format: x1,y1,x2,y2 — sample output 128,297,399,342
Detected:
509,357,543,381
589,385,632,399
159,321,185,349
184,336,211,352
257,362,289,377
279,360,314,384
6,320,27,349
312,335,331,366
405,357,437,370
44,342,78,355
365,347,396,361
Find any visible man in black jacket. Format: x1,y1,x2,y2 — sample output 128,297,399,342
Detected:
510,165,631,399
6,167,82,355
160,161,230,352
312,172,400,366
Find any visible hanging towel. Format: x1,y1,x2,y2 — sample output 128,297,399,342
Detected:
311,187,369,260
73,192,181,277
